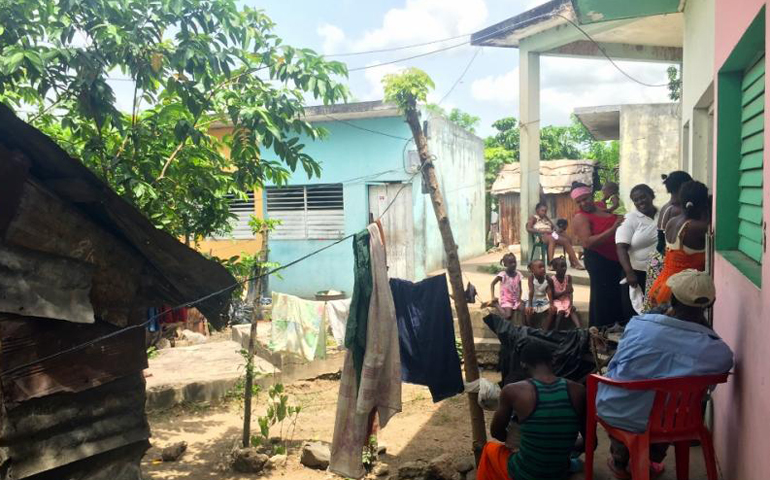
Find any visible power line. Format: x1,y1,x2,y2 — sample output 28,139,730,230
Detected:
436,47,481,106
322,114,411,140
325,32,470,58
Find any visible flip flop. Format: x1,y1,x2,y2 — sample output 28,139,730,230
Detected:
607,458,631,480
572,263,586,270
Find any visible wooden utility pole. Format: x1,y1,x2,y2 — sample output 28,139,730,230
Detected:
403,104,487,459
242,233,269,448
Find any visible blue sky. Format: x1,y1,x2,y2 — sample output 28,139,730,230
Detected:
109,0,675,138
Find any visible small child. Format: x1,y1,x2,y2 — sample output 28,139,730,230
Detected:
490,253,523,322
597,181,620,213
543,257,582,330
526,260,551,327
551,218,568,241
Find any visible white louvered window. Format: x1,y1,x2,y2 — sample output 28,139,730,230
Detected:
267,184,345,240
213,193,256,239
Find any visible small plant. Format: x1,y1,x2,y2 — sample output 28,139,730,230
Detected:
478,263,504,275
361,435,378,471
146,346,160,359
250,383,302,455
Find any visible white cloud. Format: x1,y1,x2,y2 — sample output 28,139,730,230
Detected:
317,23,346,55
470,57,674,124
353,0,489,53
470,67,519,103
362,62,405,100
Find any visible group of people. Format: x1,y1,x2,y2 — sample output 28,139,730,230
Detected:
572,172,710,327
477,173,734,480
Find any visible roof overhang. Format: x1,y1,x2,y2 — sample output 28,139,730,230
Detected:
573,105,621,141
471,0,683,63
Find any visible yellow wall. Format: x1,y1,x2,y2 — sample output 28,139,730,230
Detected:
196,126,264,260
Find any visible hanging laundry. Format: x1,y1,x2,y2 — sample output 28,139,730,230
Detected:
325,298,352,347
269,292,327,362
330,223,401,479
390,274,464,402
345,229,373,386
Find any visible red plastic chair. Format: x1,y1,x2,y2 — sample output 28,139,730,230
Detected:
584,373,729,480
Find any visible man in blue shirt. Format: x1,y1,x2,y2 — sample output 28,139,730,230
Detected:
596,269,733,478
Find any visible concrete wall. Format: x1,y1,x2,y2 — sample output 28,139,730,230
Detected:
681,0,716,186
197,126,263,260
712,3,770,479
265,112,485,297
618,104,681,205
420,114,486,277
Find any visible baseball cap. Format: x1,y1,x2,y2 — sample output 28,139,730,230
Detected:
666,269,715,307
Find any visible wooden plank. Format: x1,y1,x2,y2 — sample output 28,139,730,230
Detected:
740,150,764,170
0,314,147,403
0,243,95,324
741,131,764,154
739,187,764,206
739,220,763,243
742,93,765,121
738,236,763,262
741,73,765,106
739,169,764,187
741,113,764,139
738,203,763,225
0,372,149,479
742,55,765,90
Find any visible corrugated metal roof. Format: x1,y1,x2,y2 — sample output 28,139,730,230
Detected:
491,159,595,195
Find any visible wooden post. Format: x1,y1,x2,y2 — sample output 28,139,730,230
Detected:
242,233,269,448
402,102,487,460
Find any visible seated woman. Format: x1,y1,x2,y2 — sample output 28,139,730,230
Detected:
477,342,585,480
645,180,709,310
526,203,584,270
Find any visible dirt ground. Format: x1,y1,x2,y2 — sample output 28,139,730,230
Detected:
142,373,709,480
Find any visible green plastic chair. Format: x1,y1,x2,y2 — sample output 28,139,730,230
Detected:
529,234,548,263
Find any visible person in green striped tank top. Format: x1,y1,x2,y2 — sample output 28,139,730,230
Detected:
478,342,586,480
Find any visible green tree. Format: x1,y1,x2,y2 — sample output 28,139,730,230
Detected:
426,104,480,133
0,0,348,243
667,65,682,101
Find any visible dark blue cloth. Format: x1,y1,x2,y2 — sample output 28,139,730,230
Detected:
390,274,464,402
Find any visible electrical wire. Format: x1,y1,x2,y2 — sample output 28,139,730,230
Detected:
436,47,481,106
322,114,411,141
325,32,471,58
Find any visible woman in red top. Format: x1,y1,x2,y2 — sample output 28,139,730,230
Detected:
571,183,628,327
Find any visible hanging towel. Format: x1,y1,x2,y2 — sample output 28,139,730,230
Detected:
390,274,464,402
330,223,402,479
325,298,352,347
345,229,373,386
269,292,327,361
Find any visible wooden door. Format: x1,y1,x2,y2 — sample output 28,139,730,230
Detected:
368,184,415,280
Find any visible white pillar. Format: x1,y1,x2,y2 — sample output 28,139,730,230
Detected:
519,49,541,262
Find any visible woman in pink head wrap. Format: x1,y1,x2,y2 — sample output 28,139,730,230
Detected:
570,182,629,327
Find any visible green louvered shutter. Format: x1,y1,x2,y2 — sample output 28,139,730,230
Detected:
738,54,765,263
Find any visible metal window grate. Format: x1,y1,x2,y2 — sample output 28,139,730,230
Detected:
210,192,256,240
738,54,765,263
267,184,344,240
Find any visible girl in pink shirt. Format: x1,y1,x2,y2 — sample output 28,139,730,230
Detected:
491,253,523,322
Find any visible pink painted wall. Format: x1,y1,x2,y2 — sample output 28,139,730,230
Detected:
713,2,770,479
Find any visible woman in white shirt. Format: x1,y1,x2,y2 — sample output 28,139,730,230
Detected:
616,184,658,319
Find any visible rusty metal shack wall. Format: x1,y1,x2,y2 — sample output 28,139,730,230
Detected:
498,192,581,246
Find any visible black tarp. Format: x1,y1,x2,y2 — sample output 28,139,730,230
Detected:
483,314,595,385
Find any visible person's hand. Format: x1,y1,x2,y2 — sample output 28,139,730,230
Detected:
549,305,557,315
626,272,639,288
612,216,624,230
525,306,534,316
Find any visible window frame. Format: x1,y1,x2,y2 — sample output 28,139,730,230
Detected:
715,7,766,287
265,184,345,240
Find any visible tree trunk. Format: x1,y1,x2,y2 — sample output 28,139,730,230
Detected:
403,104,487,461
243,234,269,448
